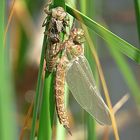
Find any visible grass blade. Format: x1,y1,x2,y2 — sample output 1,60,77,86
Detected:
83,27,120,140
38,73,55,140
85,114,96,140
4,0,16,47
0,0,18,140
66,4,140,63
53,0,65,8
80,1,97,140
98,22,140,105
30,31,47,140
134,0,140,43
38,0,65,139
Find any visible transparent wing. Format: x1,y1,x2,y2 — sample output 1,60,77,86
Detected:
66,55,111,125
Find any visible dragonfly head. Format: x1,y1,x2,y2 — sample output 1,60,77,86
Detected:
71,28,85,44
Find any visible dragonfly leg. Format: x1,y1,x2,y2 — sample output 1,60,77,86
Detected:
51,44,65,59
42,17,48,27
44,0,52,15
42,0,52,27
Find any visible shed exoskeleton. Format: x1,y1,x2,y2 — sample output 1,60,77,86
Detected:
42,2,69,72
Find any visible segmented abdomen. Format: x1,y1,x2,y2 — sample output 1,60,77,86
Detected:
55,56,71,134
45,43,60,72
45,54,58,72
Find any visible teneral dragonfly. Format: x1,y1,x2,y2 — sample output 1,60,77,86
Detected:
56,28,111,130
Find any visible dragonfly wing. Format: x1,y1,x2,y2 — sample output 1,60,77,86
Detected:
66,55,111,125
78,56,101,95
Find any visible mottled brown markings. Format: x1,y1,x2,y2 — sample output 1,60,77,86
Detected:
43,1,69,72
55,56,71,135
55,80,63,86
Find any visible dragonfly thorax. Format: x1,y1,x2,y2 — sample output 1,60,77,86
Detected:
69,44,83,57
66,42,84,60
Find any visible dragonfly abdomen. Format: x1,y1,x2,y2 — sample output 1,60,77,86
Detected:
55,57,71,135
45,54,58,72
45,43,60,72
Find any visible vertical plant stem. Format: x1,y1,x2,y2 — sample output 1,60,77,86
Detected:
4,0,16,47
86,115,96,140
53,0,65,9
84,29,120,140
0,0,18,140
30,32,47,140
134,0,140,43
38,72,55,140
38,0,66,140
81,1,97,140
55,0,76,138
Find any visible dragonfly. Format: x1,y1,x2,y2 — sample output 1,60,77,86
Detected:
55,28,111,134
